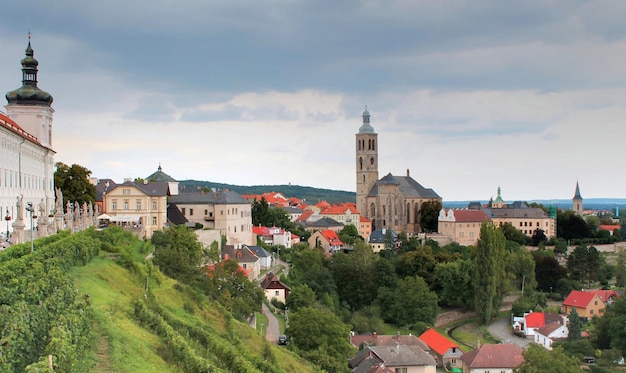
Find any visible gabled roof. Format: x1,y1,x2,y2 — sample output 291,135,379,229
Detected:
167,203,188,225
320,230,343,246
350,334,430,352
536,322,565,337
351,345,435,371
369,229,398,244
170,189,249,205
525,312,545,328
296,210,315,222
369,173,441,200
306,217,343,228
360,215,371,223
589,289,620,303
320,203,360,215
222,245,259,263
563,290,598,308
0,113,45,148
418,328,458,356
260,272,291,291
248,245,271,258
461,344,524,369
112,181,170,196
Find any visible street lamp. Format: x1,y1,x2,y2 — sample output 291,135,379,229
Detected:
4,208,10,241
25,202,34,253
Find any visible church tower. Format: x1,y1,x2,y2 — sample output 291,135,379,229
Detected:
5,35,54,149
572,182,583,214
356,107,378,218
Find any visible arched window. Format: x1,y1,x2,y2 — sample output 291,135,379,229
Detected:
370,203,376,217
359,157,363,170
383,205,386,216
372,140,375,151
383,219,386,227
407,202,411,223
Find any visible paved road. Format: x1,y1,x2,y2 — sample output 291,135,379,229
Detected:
487,316,531,348
262,303,281,344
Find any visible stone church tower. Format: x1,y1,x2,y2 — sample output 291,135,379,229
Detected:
355,107,378,218
572,182,583,215
5,35,54,149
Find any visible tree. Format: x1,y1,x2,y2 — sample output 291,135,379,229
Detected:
567,244,601,286
151,225,203,283
531,228,547,246
433,259,475,309
376,275,439,327
515,344,582,373
251,197,293,230
557,210,591,240
507,249,536,295
474,221,508,324
337,224,362,245
568,307,582,341
533,251,567,293
285,284,317,312
330,243,378,310
53,162,97,206
396,245,437,286
287,307,353,373
499,222,530,245
419,200,442,232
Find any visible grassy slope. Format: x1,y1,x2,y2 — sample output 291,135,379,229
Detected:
71,247,317,372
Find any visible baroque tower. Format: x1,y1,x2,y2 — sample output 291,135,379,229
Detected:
572,182,583,214
355,107,378,218
5,35,54,149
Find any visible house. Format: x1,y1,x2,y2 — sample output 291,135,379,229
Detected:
308,230,344,255
248,245,272,269
169,189,253,245
260,272,290,304
349,344,436,373
368,229,400,253
252,225,293,249
461,344,524,373
359,216,372,242
280,206,304,222
534,322,569,350
562,290,606,320
437,209,492,246
350,333,431,354
512,311,564,338
303,216,344,232
319,203,360,227
588,289,620,306
221,244,261,280
418,328,463,369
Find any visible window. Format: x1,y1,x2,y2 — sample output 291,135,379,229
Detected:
123,189,130,195
136,200,141,210
190,209,194,216
275,290,280,296
590,309,594,315
470,232,475,238
152,200,157,210
152,216,157,225
204,209,208,215
595,301,598,305
123,200,129,210
181,208,186,215
394,369,407,373
112,200,117,210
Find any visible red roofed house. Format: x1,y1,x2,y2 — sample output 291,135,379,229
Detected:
461,344,524,373
598,224,621,236
252,225,293,248
418,328,463,369
307,229,344,255
589,289,620,306
562,290,606,320
534,322,569,350
221,244,261,280
512,311,564,338
359,215,372,242
260,272,291,304
319,202,360,227
438,209,492,246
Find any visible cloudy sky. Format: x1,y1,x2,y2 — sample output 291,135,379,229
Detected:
1,1,625,201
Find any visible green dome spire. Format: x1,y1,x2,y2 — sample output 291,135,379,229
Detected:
6,34,53,106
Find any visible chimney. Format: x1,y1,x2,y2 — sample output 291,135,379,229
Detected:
407,168,410,177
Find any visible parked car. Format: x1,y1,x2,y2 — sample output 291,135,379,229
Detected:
278,335,287,345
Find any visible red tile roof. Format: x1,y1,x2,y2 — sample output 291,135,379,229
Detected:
599,225,621,232
444,209,492,223
462,344,524,369
320,203,360,215
588,289,619,303
525,312,545,328
0,113,42,146
296,210,314,222
360,216,371,223
316,200,331,209
418,328,458,356
563,290,597,308
320,230,343,246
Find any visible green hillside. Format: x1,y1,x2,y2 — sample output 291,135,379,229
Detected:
179,180,355,204
0,228,318,372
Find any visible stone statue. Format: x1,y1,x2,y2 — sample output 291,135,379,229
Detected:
16,195,23,221
55,188,63,214
38,199,46,217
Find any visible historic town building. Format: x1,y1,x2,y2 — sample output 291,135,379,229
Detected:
1,37,56,233
355,108,441,234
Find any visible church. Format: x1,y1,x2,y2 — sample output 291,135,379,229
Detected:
0,37,56,233
355,108,441,234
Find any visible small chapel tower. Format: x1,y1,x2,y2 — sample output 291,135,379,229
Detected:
572,182,583,215
5,34,54,149
355,107,378,217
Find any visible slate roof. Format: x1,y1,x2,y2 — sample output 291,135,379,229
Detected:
248,245,272,259
418,328,458,356
350,345,435,372
280,206,304,214
483,207,549,219
350,334,430,352
222,245,259,263
260,272,291,291
145,164,177,182
461,344,524,369
563,290,597,308
95,178,117,201
536,322,564,337
368,173,441,200
306,217,343,228
170,190,249,205
369,229,398,244
441,209,491,223
167,203,188,225
114,181,170,196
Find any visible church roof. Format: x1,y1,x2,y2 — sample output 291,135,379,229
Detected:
6,38,53,106
358,106,376,134
573,182,582,200
146,164,177,182
368,173,441,200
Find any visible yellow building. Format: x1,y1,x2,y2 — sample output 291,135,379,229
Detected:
438,209,491,246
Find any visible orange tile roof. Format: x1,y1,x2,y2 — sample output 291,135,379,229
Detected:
563,290,596,308
320,229,343,246
360,216,371,223
296,210,314,222
588,289,619,303
599,225,621,232
418,328,458,356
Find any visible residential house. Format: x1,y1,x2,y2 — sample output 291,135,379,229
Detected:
248,245,272,269
562,290,606,320
350,333,431,356
280,206,304,222
437,209,492,246
418,328,463,369
512,311,564,339
221,244,261,280
358,216,372,242
461,344,524,373
101,180,170,239
368,229,400,253
308,230,344,255
534,322,569,350
349,344,436,373
589,289,620,306
260,272,290,304
319,203,360,227
252,225,292,248
169,189,253,245
303,217,344,232
242,192,290,207
598,224,621,236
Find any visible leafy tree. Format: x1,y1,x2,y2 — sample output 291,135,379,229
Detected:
557,210,591,240
331,243,378,310
499,222,530,245
615,252,626,288
396,245,437,285
53,162,97,206
433,259,475,309
251,197,293,230
285,284,317,312
595,296,626,356
533,251,567,293
474,221,508,324
567,244,601,286
376,275,439,327
515,345,582,373
531,228,547,246
288,249,336,301
287,306,354,373
152,225,203,283
419,200,442,232
337,224,362,245
568,307,582,341
553,238,568,255
507,249,536,295
349,307,385,335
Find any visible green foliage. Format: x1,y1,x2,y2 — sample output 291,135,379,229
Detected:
285,284,317,312
568,307,582,341
337,224,363,245
349,307,385,335
54,162,97,206
419,200,442,232
567,244,603,286
557,210,591,240
499,222,531,245
433,259,475,309
396,245,437,285
251,198,293,230
152,225,203,283
532,251,568,293
516,345,582,373
531,228,548,246
507,249,536,295
474,221,508,325
331,244,378,310
376,275,439,327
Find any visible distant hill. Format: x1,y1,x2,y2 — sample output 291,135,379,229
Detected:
180,180,356,204
444,199,626,211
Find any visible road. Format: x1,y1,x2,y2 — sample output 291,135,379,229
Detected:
487,316,531,348
262,303,281,343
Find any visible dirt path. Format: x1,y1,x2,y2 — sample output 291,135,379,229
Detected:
93,322,114,372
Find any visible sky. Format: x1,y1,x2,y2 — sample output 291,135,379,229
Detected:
1,1,625,201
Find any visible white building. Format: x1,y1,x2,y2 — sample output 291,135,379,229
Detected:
1,38,55,233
